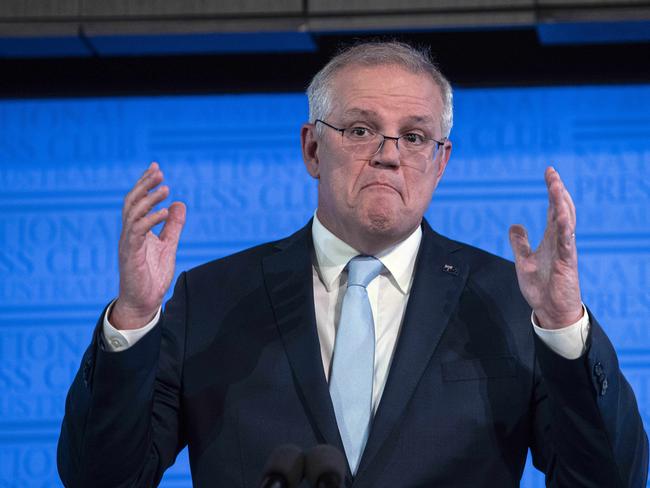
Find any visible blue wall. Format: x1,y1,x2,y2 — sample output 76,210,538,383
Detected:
0,86,649,487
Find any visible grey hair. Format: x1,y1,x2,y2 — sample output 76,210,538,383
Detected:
306,41,454,138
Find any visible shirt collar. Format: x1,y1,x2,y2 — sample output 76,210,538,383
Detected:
311,211,422,294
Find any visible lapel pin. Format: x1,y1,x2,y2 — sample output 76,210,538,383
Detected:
442,264,458,275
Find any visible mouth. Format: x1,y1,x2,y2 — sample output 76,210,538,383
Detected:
362,182,400,194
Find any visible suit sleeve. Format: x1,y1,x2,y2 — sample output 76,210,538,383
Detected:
529,310,649,487
57,272,189,488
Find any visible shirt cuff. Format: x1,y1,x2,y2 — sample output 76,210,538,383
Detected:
102,300,162,352
532,304,590,360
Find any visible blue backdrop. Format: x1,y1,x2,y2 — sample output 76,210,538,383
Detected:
1,85,649,487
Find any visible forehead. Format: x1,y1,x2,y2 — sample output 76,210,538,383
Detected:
329,64,443,126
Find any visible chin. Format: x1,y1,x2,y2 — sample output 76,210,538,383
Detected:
364,207,403,236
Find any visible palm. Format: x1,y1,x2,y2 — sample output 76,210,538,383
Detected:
124,230,177,308
509,167,582,329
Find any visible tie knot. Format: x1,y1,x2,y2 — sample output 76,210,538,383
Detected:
347,255,383,288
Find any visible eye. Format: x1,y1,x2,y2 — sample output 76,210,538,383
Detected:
347,126,374,139
402,133,426,146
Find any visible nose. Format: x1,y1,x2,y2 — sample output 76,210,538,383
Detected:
370,136,400,168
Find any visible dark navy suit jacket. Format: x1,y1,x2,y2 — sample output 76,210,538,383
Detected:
58,220,648,487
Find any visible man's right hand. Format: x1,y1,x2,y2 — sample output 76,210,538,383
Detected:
110,162,186,330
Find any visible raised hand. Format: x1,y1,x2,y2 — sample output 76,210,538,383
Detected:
110,162,186,330
508,167,583,330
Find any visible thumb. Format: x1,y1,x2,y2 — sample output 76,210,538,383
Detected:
509,224,532,261
160,201,186,245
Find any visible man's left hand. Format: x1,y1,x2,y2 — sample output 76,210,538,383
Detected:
509,166,583,330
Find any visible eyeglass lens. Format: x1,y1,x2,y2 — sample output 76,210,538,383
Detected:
340,132,439,172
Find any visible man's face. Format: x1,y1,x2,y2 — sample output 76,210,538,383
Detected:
301,64,452,253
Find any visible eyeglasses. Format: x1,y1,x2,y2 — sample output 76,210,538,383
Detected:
315,119,445,172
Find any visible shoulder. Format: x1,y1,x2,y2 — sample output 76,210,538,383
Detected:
422,224,532,333
421,223,522,306
451,237,515,277
183,222,311,285
423,222,515,276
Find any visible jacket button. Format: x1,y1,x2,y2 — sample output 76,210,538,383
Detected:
593,362,603,376
83,357,92,386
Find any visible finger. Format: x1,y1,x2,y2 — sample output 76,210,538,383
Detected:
563,181,577,231
123,164,164,219
123,173,163,221
139,161,158,179
546,169,579,258
131,207,170,236
129,163,160,202
545,166,563,220
134,161,158,185
545,167,573,233
125,184,170,223
552,171,573,237
128,166,163,206
160,201,187,245
509,224,532,260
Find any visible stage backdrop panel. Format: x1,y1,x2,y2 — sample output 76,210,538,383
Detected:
0,85,649,488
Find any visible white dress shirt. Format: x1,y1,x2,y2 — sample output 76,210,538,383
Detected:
104,214,590,412
311,214,421,413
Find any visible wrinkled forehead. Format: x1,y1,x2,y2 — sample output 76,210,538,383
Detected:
327,64,444,129
338,107,438,127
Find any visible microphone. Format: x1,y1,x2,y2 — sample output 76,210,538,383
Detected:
258,444,305,488
305,445,346,488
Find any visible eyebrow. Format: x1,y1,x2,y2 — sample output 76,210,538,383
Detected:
402,114,436,125
340,108,379,120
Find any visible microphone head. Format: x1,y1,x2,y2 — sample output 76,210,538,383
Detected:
305,444,346,488
260,444,304,488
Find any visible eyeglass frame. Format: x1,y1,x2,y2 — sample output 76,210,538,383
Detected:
314,118,446,162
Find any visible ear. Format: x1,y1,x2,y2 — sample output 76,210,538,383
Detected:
432,139,452,190
301,123,320,179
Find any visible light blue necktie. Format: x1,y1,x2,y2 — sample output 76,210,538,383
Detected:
329,255,383,474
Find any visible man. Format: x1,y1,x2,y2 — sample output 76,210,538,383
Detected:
58,42,648,487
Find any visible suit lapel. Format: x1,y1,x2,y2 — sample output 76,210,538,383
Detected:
355,221,469,482
262,222,344,451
